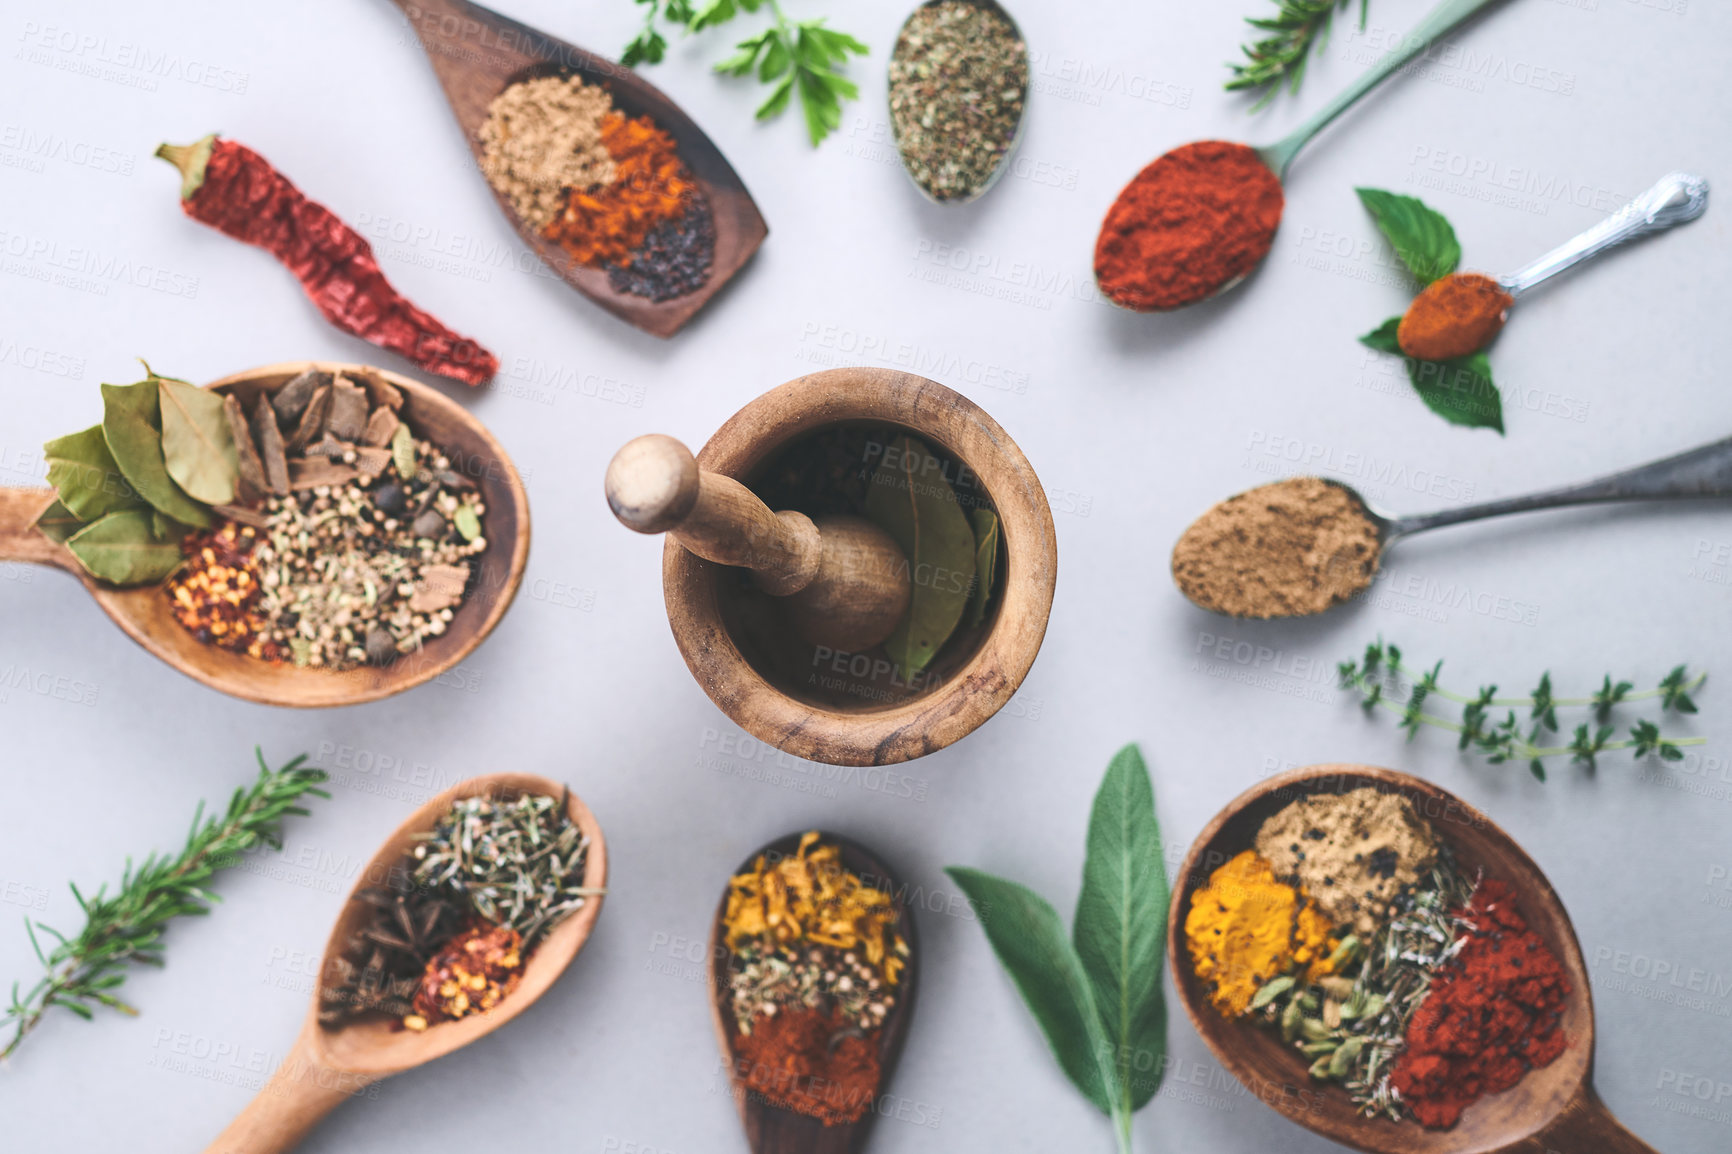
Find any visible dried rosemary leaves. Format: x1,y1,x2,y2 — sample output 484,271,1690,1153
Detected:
889,0,1029,202
321,790,599,1032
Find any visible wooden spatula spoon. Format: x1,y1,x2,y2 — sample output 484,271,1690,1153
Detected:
1170,764,1657,1154
205,772,607,1154
0,361,530,707
389,0,768,338
708,831,920,1154
606,434,913,652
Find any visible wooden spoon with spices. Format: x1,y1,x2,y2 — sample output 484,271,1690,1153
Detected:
203,772,607,1154
708,831,921,1154
0,361,530,706
1096,0,1512,312
388,0,767,338
1172,764,1658,1154
1396,172,1708,360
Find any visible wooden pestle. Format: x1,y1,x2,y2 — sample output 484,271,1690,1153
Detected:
606,434,912,653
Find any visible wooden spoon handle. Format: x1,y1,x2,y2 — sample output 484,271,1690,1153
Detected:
1518,1086,1659,1154
203,1035,369,1154
606,434,821,596
0,487,75,570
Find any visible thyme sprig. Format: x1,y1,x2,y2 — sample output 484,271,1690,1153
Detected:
2,751,326,1060
1227,0,1369,110
622,0,868,144
1338,639,1706,781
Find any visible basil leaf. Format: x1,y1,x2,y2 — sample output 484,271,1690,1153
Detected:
101,380,212,528
1408,350,1505,434
945,866,1117,1115
1359,316,1403,355
66,509,184,585
43,425,143,522
965,507,999,630
1355,188,1461,285
1074,744,1170,1112
34,499,84,544
865,434,976,677
158,378,239,506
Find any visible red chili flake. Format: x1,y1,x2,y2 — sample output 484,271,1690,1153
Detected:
165,521,285,662
155,134,497,387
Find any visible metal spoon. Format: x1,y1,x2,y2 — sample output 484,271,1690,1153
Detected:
1100,0,1511,310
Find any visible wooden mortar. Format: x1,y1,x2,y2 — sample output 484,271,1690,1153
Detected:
654,368,1056,766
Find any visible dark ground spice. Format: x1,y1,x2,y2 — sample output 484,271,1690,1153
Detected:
606,192,716,301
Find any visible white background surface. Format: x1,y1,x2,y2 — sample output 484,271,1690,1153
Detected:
3,1,1730,1151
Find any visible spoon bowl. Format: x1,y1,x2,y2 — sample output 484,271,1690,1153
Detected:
390,0,767,338
708,830,919,1154
0,360,531,706
1170,764,1655,1153
206,772,607,1153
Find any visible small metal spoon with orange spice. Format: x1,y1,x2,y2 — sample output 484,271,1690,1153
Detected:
1398,172,1709,360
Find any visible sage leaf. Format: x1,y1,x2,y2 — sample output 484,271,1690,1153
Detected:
66,509,184,585
101,380,211,528
44,425,142,521
1074,743,1170,1112
1356,188,1461,285
391,423,417,481
158,377,238,505
945,866,1117,1116
34,500,83,544
965,507,999,629
1360,319,1505,433
865,434,975,676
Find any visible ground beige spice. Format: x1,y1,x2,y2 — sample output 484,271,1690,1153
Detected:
478,75,616,229
1171,477,1380,618
1255,788,1440,936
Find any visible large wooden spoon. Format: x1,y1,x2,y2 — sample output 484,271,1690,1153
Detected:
708,831,921,1154
0,361,530,707
1170,764,1657,1154
205,772,607,1153
389,0,768,338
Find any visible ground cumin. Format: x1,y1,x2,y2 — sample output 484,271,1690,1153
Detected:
1095,140,1285,310
1398,272,1513,360
478,75,616,230
1255,788,1439,937
1171,477,1381,618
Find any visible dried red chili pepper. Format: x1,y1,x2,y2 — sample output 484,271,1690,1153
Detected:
155,134,497,387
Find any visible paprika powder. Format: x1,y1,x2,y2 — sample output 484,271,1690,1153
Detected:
1389,879,1571,1128
1095,140,1285,311
155,135,498,387
733,1006,882,1125
1397,272,1513,360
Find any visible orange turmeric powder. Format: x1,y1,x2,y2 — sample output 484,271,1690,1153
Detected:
545,112,694,268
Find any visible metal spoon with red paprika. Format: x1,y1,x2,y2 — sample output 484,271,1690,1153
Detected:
1096,0,1511,311
1397,172,1708,360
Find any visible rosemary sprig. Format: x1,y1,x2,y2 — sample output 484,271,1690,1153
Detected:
1338,638,1706,781
1227,0,1369,110
2,750,326,1060
622,0,868,144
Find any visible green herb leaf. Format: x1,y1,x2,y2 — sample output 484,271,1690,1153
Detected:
65,509,184,585
1358,316,1403,355
157,378,238,506
391,423,417,481
43,426,143,522
1227,0,1366,109
1073,744,1170,1112
101,380,212,528
33,500,84,544
965,508,999,629
865,434,976,678
945,866,1117,1115
1363,321,1506,433
1355,188,1461,285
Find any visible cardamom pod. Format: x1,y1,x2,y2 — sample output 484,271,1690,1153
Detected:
1301,1040,1338,1056
1251,975,1296,1010
1300,1016,1332,1042
1328,1036,1366,1078
1308,1054,1335,1080
1281,993,1304,1041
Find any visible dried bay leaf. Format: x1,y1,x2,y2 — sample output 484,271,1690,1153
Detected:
966,507,999,629
864,433,975,676
159,377,239,505
34,499,83,544
101,380,212,528
66,509,184,585
391,423,417,481
44,425,143,521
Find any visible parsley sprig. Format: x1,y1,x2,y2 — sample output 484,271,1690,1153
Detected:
1228,0,1370,110
1338,638,1705,781
2,750,326,1060
622,0,868,145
